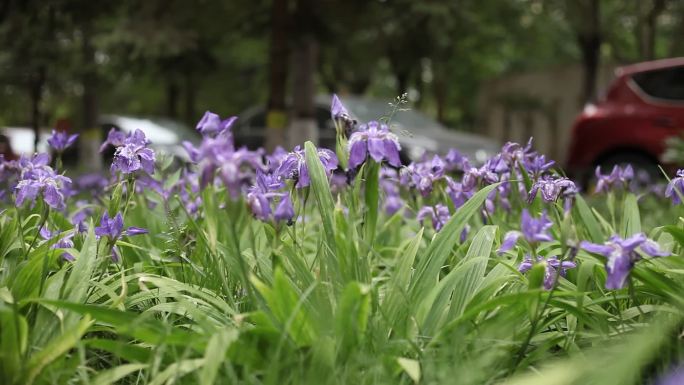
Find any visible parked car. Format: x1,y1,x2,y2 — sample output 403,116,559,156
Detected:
1,115,200,162
233,95,500,164
566,57,684,181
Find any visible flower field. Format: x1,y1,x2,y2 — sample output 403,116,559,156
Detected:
0,96,683,385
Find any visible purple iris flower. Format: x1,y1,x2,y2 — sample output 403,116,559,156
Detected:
71,201,93,233
183,134,262,196
95,212,148,240
15,166,72,210
519,254,576,290
95,212,148,262
417,204,451,232
381,168,404,215
348,121,401,169
276,145,338,188
665,169,684,204
266,146,289,173
656,365,684,385
111,129,156,175
246,170,294,224
445,177,473,209
76,173,109,196
274,193,295,224
580,233,668,289
40,227,75,261
399,155,445,196
99,128,127,153
501,138,534,165
462,160,498,191
331,94,356,136
444,149,465,171
594,165,633,193
48,129,78,153
246,170,283,221
498,209,553,253
196,111,237,137
528,176,577,203
524,154,555,176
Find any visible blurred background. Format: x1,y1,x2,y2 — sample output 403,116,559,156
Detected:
1,0,683,172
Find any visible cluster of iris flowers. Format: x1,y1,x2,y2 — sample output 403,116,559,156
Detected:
1,94,681,292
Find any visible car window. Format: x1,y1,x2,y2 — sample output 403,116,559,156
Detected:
631,66,684,101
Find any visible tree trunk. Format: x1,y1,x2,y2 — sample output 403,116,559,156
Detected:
288,0,318,148
265,0,289,151
81,28,102,171
29,67,45,152
576,0,602,105
289,36,318,148
167,79,179,119
640,0,667,60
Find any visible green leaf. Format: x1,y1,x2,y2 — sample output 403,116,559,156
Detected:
363,160,380,247
410,183,498,304
200,328,238,385
0,305,28,382
447,225,497,319
304,141,340,284
574,195,604,243
149,359,204,385
335,281,371,357
26,315,92,385
621,194,641,237
90,363,148,385
397,357,421,383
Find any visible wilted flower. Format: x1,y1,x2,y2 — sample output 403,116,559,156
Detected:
196,111,236,137
331,94,356,136
518,254,576,290
594,165,633,193
111,129,156,175
580,233,667,289
498,209,553,253
276,145,338,188
665,169,684,204
417,204,451,231
348,121,401,169
48,129,78,153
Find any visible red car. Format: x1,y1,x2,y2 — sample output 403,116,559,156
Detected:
567,57,684,181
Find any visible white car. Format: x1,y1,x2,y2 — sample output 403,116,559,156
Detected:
2,115,201,161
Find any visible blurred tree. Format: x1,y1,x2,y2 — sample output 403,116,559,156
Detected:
0,1,60,150
265,0,289,151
